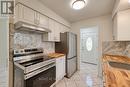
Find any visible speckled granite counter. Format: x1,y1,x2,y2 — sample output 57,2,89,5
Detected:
103,54,130,87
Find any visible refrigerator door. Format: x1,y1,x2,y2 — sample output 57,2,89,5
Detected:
67,33,77,59
66,57,77,78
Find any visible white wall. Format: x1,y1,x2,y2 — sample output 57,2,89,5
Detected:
70,14,113,73
15,0,71,27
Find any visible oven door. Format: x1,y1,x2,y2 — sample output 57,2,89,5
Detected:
25,66,56,87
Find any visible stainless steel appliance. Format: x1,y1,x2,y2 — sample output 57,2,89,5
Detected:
55,32,77,78
13,48,56,87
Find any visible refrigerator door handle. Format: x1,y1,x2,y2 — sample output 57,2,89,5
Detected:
67,56,77,60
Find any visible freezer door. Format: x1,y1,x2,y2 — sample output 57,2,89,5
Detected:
67,33,77,58
66,57,77,78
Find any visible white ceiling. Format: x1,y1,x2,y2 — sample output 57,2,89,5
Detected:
39,0,115,23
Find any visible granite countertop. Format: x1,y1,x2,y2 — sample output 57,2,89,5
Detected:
47,53,65,58
103,54,130,87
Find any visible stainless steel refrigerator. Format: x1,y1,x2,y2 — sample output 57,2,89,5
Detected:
55,32,77,78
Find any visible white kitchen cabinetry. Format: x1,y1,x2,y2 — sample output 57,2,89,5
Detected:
22,5,36,25
54,22,61,42
43,19,55,41
15,4,36,24
43,19,61,42
37,13,49,29
15,3,49,29
64,26,70,32
56,56,66,83
61,25,69,33
42,19,70,42
113,9,130,40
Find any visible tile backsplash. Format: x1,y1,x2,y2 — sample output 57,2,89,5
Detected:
14,31,55,54
102,41,130,58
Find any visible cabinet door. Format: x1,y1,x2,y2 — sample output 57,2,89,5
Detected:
117,10,130,40
62,56,66,76
65,26,70,32
56,57,66,83
22,5,36,25
42,19,56,41
15,4,36,25
62,25,70,33
54,22,60,42
38,13,49,29
14,4,19,23
48,19,55,41
59,24,65,33
56,58,61,82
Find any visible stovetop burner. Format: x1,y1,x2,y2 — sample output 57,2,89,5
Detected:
20,58,43,67
13,48,55,67
19,56,54,67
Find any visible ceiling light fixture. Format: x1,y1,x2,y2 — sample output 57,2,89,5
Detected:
72,0,86,10
129,0,130,3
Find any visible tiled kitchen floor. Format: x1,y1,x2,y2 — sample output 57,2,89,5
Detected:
0,67,8,87
55,62,103,87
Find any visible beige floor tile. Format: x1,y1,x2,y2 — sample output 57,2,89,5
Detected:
75,81,87,87
55,79,66,87
55,63,103,87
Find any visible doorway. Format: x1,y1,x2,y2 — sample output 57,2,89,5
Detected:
80,26,99,65
79,26,102,87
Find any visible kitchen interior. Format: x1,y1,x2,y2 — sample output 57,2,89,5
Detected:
1,0,130,87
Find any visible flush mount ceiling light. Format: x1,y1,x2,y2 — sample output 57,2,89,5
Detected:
72,0,86,10
129,0,130,3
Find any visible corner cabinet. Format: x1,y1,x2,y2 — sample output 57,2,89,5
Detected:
43,19,59,42
113,9,130,41
43,19,70,42
37,13,49,29
56,56,66,83
15,3,49,29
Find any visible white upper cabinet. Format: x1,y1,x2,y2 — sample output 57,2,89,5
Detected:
54,22,60,42
64,26,70,32
42,19,60,42
59,24,70,34
15,3,49,29
37,13,49,29
15,4,36,25
59,23,64,33
112,0,130,18
22,6,36,24
43,19,68,42
15,3,70,42
113,9,130,41
43,19,55,41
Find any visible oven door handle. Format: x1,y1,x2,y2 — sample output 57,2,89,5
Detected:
25,63,55,80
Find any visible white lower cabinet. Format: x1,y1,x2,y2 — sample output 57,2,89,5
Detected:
56,56,66,83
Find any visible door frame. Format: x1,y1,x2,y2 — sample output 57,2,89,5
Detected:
79,25,102,76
